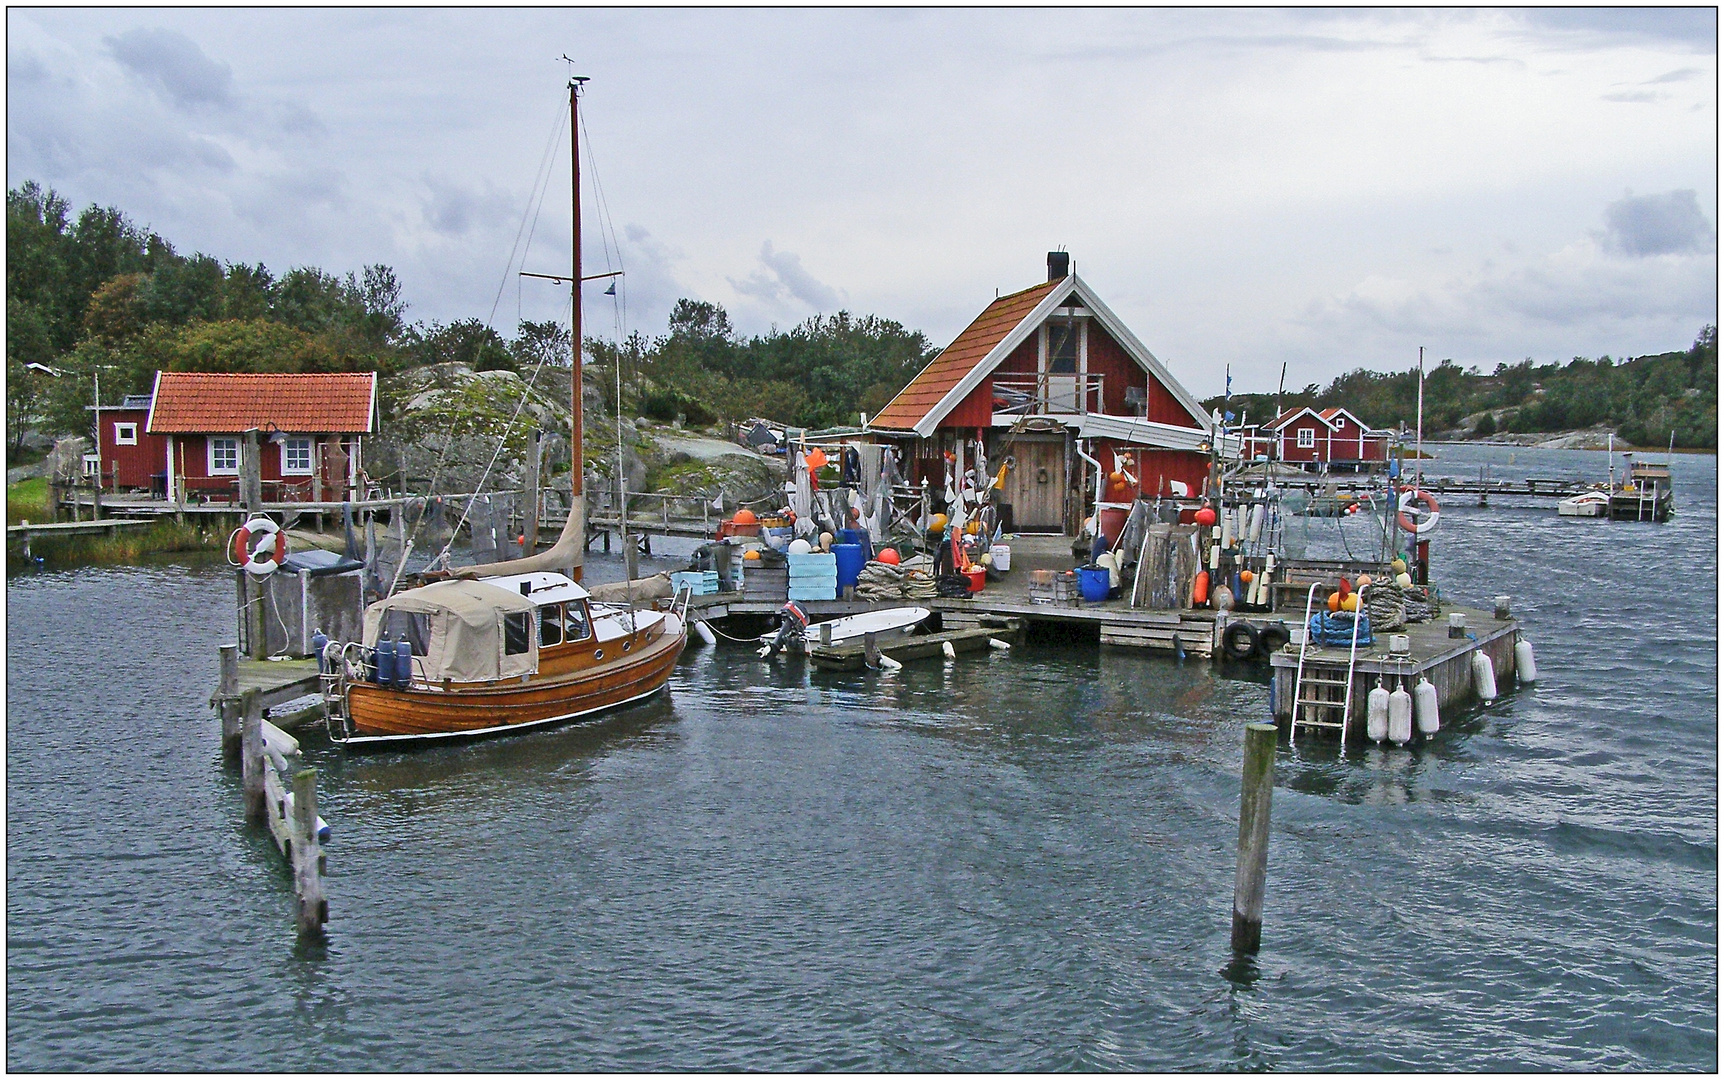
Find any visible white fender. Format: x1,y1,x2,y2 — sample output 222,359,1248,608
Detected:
695,621,718,646
1367,684,1390,743
1515,636,1537,684
1388,682,1413,746
876,654,902,671
1472,649,1498,702
1415,676,1441,735
942,640,957,659
988,638,1011,651
1246,503,1265,545
1221,508,1234,549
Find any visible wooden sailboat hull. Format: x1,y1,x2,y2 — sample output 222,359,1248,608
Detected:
342,617,686,747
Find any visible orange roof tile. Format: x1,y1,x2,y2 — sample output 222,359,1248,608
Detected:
147,371,376,434
870,279,1062,431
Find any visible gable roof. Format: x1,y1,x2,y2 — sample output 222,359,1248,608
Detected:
871,272,1211,438
146,371,376,434
1268,406,1332,432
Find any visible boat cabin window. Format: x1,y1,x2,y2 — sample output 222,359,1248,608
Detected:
382,610,431,655
503,612,532,656
539,606,562,647
564,601,591,642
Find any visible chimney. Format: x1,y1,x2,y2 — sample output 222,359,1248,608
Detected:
1047,251,1070,281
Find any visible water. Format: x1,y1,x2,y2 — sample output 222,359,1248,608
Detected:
7,446,1716,1069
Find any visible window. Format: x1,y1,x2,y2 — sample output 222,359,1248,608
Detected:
382,610,432,656
82,453,100,477
114,422,137,446
281,437,313,475
564,602,591,642
539,604,563,647
1046,321,1079,374
1296,427,1315,449
209,437,239,475
503,613,532,655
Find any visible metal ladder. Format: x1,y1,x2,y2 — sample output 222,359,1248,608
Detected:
1290,583,1368,742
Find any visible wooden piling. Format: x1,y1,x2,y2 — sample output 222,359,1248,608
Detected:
863,630,880,668
241,689,265,823
524,429,541,552
291,768,327,938
219,644,242,756
1231,721,1276,954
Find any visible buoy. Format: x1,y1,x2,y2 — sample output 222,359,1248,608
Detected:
929,514,949,532
819,531,834,552
1327,591,1342,613
1472,649,1498,702
942,640,957,659
1246,503,1264,544
695,621,717,646
788,538,812,555
876,547,900,565
988,638,1011,650
1239,569,1254,585
1367,682,1390,742
1213,585,1234,611
1355,573,1373,589
1194,505,1217,528
1221,510,1234,548
1388,680,1413,746
743,548,762,560
1391,557,1407,575
732,508,758,526
1414,676,1440,735
877,654,902,670
1515,636,1537,684
1193,570,1210,606
1395,572,1414,588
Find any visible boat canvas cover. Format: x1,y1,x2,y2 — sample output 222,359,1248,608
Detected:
362,580,537,683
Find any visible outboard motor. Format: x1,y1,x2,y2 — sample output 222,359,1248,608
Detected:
759,600,809,658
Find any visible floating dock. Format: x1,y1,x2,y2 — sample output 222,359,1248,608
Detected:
808,618,1020,671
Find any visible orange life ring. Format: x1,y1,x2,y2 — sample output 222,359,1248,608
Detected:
1397,488,1440,535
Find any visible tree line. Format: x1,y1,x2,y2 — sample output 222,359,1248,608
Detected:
1206,327,1717,449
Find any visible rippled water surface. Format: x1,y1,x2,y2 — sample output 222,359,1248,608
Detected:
7,446,1716,1069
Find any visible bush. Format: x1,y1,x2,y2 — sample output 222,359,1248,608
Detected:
1474,412,1497,436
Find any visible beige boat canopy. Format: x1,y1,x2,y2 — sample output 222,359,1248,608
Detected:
362,579,537,683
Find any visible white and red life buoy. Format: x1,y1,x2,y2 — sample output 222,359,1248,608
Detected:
1397,488,1440,536
234,516,287,575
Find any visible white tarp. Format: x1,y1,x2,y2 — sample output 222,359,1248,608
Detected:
361,579,538,683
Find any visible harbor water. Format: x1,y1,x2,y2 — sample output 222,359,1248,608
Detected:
7,446,1716,1069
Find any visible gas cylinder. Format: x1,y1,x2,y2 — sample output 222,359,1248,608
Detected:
396,638,413,688
1414,676,1440,736
375,633,395,685
1367,682,1390,743
311,628,329,673
1388,680,1413,746
1515,636,1537,684
1472,649,1498,702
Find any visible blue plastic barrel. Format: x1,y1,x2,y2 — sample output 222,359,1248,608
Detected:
837,528,872,561
833,543,867,589
1078,566,1111,603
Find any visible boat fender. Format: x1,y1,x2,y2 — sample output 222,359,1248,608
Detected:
395,639,413,689
374,634,395,686
1367,682,1390,743
1246,503,1265,545
1193,570,1210,606
1472,649,1498,702
695,621,718,646
876,654,902,671
988,638,1011,651
1388,680,1413,746
1256,623,1291,656
1414,676,1440,735
1222,620,1260,661
942,640,957,659
1514,636,1537,684
1396,488,1440,536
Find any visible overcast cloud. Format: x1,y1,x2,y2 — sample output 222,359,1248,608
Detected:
7,8,1715,396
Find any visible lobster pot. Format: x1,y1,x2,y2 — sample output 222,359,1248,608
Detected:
248,552,366,657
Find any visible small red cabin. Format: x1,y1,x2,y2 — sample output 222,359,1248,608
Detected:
88,394,168,493
1267,406,1389,469
146,371,377,503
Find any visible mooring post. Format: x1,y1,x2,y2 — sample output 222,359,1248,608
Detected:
241,689,265,823
292,768,327,939
863,630,880,668
1231,721,1277,954
219,644,242,756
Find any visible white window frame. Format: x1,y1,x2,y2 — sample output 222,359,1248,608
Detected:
1296,427,1316,449
281,437,314,475
208,437,240,475
82,453,100,477
114,421,138,446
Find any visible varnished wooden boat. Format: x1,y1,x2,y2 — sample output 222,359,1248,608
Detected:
328,571,686,747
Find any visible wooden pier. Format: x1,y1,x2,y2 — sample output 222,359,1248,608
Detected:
808,618,1021,671
235,688,328,939
213,644,324,752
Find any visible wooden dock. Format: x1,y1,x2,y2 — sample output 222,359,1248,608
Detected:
808,619,1021,671
213,645,325,752
235,688,328,939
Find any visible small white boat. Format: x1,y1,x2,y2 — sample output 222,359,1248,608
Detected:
1557,491,1609,517
759,602,931,657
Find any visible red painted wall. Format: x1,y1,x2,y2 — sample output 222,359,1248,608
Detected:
1086,324,1195,426
1090,439,1210,501
174,433,357,497
94,407,167,489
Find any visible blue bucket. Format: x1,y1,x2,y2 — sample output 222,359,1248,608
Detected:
833,544,867,589
1078,566,1111,603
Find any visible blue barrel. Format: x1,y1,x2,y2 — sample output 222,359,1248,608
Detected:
396,639,414,688
374,634,395,685
837,528,872,561
1078,566,1111,603
833,543,867,589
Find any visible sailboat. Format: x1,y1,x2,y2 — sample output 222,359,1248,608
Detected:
321,78,687,747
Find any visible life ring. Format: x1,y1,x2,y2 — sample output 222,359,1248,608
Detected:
240,516,287,575
1222,620,1260,661
1397,488,1440,536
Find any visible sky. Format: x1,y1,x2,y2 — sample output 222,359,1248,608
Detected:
8,7,1717,398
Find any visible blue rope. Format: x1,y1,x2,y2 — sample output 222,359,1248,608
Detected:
1308,611,1373,647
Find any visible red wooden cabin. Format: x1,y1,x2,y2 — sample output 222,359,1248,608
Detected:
1266,406,1390,469
88,394,168,493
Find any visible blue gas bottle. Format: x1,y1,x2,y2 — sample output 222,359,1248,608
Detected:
395,639,413,688
311,628,329,673
375,633,395,685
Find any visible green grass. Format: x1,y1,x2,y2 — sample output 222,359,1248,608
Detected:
7,512,227,572
7,478,49,525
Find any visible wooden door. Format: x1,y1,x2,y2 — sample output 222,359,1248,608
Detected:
997,436,1066,532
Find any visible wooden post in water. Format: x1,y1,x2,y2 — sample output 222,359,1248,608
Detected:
241,689,265,823
240,429,263,511
1231,721,1276,954
219,644,242,756
292,768,327,939
863,630,880,668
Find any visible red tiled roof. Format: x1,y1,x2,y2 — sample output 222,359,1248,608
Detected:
870,279,1062,431
147,371,375,434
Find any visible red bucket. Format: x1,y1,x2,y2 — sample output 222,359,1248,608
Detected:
965,566,987,593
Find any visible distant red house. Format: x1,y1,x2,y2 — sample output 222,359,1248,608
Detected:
88,394,168,493
1266,406,1390,468
145,371,377,503
867,253,1234,532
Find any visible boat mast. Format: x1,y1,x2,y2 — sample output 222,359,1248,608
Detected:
569,75,587,582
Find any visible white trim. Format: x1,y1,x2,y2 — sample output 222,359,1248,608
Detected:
1069,276,1210,428
208,435,240,475
913,279,1075,438
366,372,378,432
992,412,1242,455
144,370,163,433
1269,406,1336,432
280,436,314,475
114,421,138,445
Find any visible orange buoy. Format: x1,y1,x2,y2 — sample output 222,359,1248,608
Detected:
742,548,761,560
733,508,758,526
876,547,900,565
1193,570,1210,605
1240,569,1254,584
1194,505,1217,528
1327,591,1342,613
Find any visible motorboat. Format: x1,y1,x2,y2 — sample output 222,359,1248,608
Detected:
758,601,932,657
1556,491,1609,517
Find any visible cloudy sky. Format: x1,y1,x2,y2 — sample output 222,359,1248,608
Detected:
8,8,1716,396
